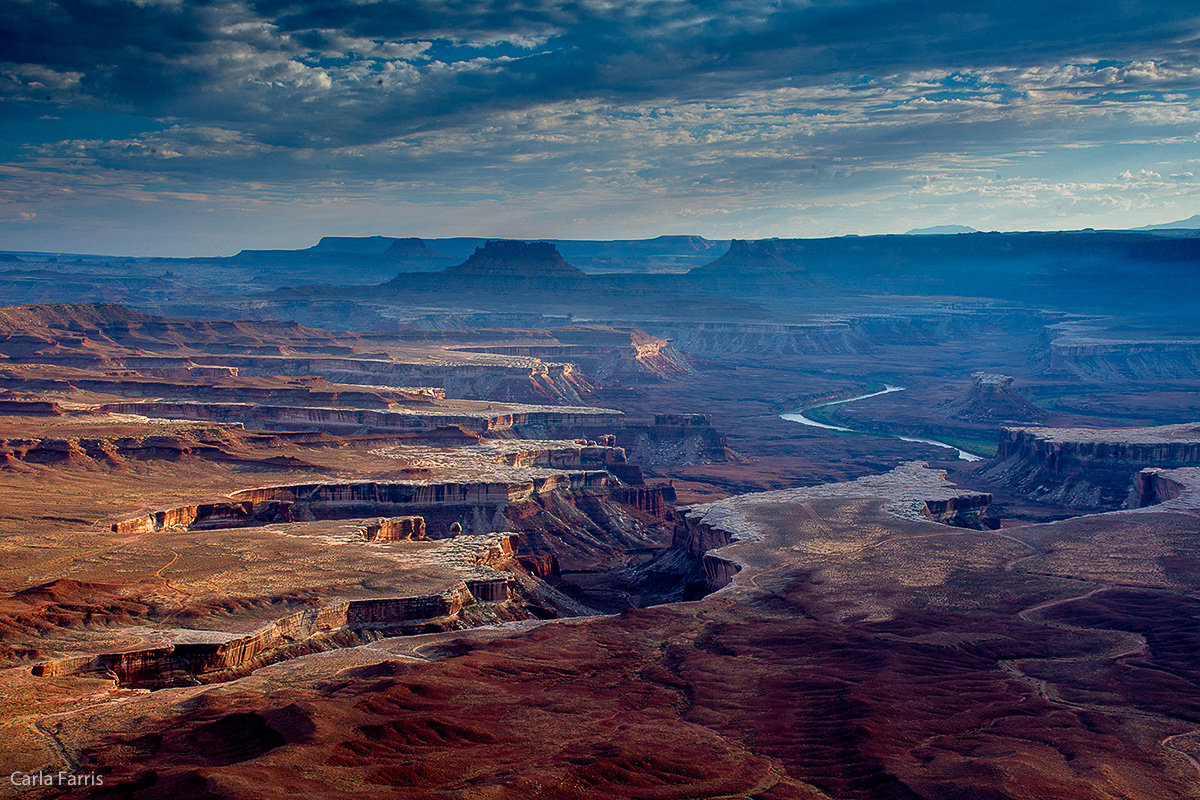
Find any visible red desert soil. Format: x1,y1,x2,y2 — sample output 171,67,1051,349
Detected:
35,490,1200,800
5,303,1200,799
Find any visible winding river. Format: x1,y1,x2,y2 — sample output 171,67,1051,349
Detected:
780,385,984,462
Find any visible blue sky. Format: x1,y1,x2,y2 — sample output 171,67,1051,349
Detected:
2,0,1200,256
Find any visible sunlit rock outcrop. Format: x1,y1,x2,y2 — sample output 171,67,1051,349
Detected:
32,533,521,687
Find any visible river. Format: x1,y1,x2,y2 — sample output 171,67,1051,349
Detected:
780,385,984,462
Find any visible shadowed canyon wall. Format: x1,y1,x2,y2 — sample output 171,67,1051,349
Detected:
983,426,1200,510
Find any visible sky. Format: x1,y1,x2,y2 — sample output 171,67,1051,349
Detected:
3,0,1200,256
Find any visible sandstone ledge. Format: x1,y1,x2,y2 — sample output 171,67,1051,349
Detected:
32,533,519,687
982,423,1200,511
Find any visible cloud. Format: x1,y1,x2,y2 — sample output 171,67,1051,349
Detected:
4,0,1200,250
4,1,1200,143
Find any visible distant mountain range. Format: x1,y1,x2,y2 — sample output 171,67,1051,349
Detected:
1135,214,1200,230
302,234,728,274
905,225,979,235
903,216,1200,234
4,228,1200,327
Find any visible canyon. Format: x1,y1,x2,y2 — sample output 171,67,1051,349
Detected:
2,232,1200,799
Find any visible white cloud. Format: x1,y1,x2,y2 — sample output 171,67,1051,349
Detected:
6,0,1200,248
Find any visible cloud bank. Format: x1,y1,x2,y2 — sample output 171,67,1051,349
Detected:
3,0,1200,253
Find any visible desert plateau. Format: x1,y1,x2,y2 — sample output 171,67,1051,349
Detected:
0,231,1198,798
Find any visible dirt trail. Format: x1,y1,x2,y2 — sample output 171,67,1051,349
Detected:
988,538,1194,778
153,549,194,626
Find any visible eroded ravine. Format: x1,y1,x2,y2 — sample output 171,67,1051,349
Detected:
24,438,688,693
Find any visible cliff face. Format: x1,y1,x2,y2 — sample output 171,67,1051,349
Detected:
111,501,256,534
130,362,240,379
0,399,61,415
0,367,440,409
95,400,622,436
32,583,494,687
108,456,676,537
671,464,999,595
920,494,995,528
644,320,869,356
360,516,426,542
624,415,731,466
672,509,735,559
195,355,593,404
1050,339,1200,381
1130,466,1200,512
0,429,246,469
995,426,1200,466
611,485,677,517
487,440,627,470
452,327,694,384
0,317,598,405
982,425,1200,511
33,534,520,687
488,489,676,572
111,473,616,534
516,553,560,580
671,509,742,593
517,416,731,469
0,303,331,354
642,311,1040,357
1132,468,1189,507
345,585,474,627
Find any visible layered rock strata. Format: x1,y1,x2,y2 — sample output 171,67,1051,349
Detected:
616,415,731,467
0,427,345,470
920,494,995,528
94,400,623,436
1,346,594,408
1131,467,1200,512
611,485,677,517
671,510,749,593
982,424,1200,510
360,516,426,541
32,533,518,687
451,328,694,383
110,473,613,534
644,320,867,355
1051,338,1200,381
0,398,62,415
368,437,633,480
642,311,1043,356
212,355,594,404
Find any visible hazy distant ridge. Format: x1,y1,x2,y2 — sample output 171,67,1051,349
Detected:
905,225,979,235
1135,215,1200,231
